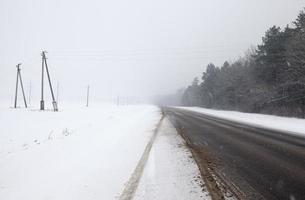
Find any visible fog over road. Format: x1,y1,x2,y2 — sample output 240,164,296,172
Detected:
163,107,305,200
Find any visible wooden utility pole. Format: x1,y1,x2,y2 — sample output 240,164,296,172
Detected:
56,82,59,104
86,85,90,107
40,52,45,110
14,63,27,108
28,81,31,106
14,64,19,108
40,51,58,111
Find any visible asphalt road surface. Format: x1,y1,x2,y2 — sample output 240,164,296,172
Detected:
163,107,305,200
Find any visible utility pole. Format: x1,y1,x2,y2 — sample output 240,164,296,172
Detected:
40,52,45,110
86,85,90,107
56,82,59,104
19,69,27,108
14,63,27,108
40,51,58,111
28,81,31,106
14,64,19,108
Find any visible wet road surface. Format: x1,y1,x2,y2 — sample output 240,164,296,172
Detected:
163,107,305,200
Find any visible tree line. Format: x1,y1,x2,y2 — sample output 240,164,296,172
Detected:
182,9,305,117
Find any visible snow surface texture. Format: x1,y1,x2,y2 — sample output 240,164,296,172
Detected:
134,118,210,200
0,103,161,200
180,107,305,136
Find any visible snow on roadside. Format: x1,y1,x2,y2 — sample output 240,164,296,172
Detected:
179,107,305,135
0,103,160,200
134,117,211,200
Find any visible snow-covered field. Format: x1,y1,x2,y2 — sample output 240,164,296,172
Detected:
0,103,161,200
0,103,209,200
179,107,305,135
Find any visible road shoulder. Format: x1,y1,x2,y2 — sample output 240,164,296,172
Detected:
133,117,210,200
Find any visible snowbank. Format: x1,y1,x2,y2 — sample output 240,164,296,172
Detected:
179,107,305,135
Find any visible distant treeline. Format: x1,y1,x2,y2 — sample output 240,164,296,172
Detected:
182,9,305,117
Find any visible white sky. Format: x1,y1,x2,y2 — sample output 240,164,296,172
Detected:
0,0,304,104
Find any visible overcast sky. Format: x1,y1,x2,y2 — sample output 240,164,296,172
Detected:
0,0,304,105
